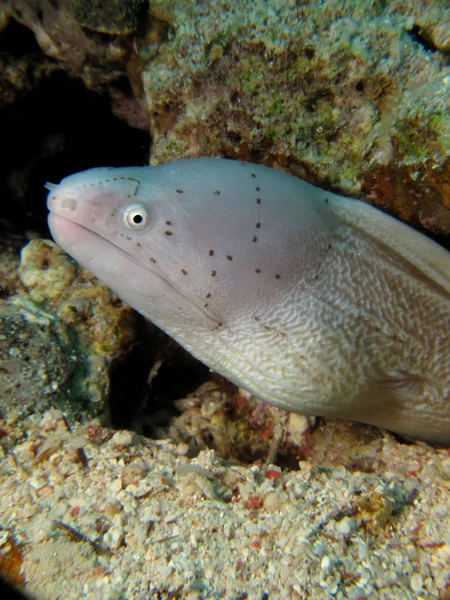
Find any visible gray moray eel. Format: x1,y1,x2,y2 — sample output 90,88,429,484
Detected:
46,158,450,445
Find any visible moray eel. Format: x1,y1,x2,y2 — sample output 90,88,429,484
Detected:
46,158,450,445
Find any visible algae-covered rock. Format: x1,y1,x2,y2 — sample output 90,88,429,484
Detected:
5,239,140,417
0,299,78,418
68,0,147,34
19,239,77,301
142,0,450,238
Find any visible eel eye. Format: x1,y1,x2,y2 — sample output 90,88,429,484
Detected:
123,203,150,230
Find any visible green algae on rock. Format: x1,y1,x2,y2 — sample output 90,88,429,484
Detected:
142,0,450,237
0,298,79,419
11,239,140,413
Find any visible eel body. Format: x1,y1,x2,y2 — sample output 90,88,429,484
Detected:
46,158,450,444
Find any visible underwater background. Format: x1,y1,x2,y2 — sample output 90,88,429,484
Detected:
0,1,449,598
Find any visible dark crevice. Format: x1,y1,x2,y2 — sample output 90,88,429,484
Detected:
0,19,40,56
108,318,210,432
406,25,444,57
0,71,150,236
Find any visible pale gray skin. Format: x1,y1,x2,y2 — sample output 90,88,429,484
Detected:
47,158,450,445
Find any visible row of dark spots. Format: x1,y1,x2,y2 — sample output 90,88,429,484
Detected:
164,219,173,236
145,215,175,265
249,173,265,274
161,215,190,276
251,175,261,241
145,228,279,281
176,188,222,196
50,176,141,200
208,249,218,277
81,176,141,199
207,249,281,280
253,269,280,279
112,176,141,198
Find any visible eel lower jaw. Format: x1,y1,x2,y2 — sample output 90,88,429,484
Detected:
47,213,221,327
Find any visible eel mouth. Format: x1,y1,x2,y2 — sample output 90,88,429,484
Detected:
48,211,151,270
47,213,219,326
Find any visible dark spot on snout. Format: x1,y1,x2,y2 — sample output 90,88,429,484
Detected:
181,268,187,275
211,270,216,277
176,189,183,193
226,255,233,261
209,249,214,256
165,231,173,236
